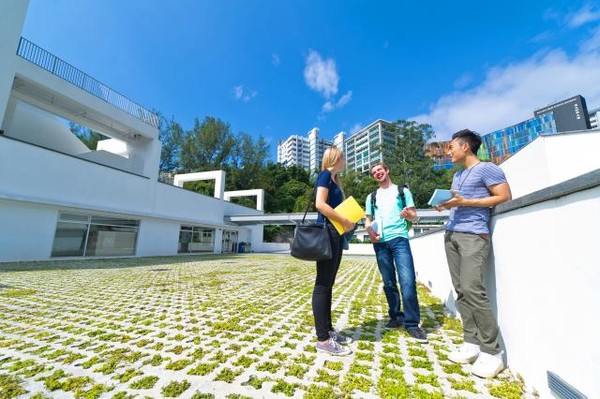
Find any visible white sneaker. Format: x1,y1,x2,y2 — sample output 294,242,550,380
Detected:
448,342,480,364
471,351,504,378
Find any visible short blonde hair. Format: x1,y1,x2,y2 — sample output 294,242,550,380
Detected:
321,146,345,198
321,146,343,171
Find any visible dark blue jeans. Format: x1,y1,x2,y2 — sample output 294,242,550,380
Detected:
373,236,420,327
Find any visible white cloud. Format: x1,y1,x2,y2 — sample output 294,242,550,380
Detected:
412,49,600,140
321,90,353,113
232,85,257,102
272,53,281,67
304,50,339,98
566,3,600,28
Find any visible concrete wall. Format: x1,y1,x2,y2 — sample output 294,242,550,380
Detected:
410,175,600,398
136,219,180,257
5,100,90,155
409,230,457,313
0,199,57,262
502,130,600,198
0,0,29,125
0,137,266,261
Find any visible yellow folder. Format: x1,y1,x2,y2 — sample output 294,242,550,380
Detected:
329,196,365,235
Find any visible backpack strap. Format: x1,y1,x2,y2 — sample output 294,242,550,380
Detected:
397,183,406,209
370,190,377,217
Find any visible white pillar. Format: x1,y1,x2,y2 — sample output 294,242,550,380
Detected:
173,170,226,199
0,0,30,128
223,189,265,211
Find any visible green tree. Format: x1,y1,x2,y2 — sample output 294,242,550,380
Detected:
158,113,184,172
228,132,270,191
381,120,451,208
179,116,236,171
69,122,108,150
260,163,311,213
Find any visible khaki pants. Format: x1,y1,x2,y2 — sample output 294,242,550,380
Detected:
444,231,500,354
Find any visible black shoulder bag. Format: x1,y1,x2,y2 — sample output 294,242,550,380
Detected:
290,181,332,262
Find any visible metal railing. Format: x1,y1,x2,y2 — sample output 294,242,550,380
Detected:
16,37,160,128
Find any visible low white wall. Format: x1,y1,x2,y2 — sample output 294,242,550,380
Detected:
136,219,180,257
347,243,376,255
409,183,600,398
502,131,600,199
0,199,57,261
258,242,290,253
410,230,457,315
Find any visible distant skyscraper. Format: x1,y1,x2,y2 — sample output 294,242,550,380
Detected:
277,128,332,173
277,134,310,170
278,120,394,174
344,119,393,173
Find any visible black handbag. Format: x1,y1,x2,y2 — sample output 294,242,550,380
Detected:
290,183,332,261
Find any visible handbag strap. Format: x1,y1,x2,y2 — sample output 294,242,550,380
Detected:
302,173,331,223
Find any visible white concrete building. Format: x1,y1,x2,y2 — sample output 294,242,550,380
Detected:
344,119,394,173
276,134,310,170
277,128,345,173
0,0,266,262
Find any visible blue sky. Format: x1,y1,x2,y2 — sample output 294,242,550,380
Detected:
22,0,600,160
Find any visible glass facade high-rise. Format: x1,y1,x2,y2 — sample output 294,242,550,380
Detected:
483,113,557,164
589,107,600,129
426,95,591,170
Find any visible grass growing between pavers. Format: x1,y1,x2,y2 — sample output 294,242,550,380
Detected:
0,254,533,398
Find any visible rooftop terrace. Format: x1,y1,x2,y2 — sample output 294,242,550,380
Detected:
0,255,535,398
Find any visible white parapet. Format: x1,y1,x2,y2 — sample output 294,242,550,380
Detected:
173,170,226,199
224,189,265,212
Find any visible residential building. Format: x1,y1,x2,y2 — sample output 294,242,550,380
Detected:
344,119,393,173
276,134,310,170
277,127,332,173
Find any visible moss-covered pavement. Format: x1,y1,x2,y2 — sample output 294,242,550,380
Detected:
0,255,537,398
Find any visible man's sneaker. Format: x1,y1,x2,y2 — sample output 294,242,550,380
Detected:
448,342,480,364
384,319,403,329
316,338,352,356
406,326,428,343
329,330,353,345
471,351,504,378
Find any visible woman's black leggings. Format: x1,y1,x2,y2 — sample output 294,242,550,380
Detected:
312,224,344,341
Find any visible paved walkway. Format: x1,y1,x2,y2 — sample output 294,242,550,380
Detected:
0,255,536,398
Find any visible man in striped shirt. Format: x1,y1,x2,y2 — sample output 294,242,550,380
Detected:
436,129,512,378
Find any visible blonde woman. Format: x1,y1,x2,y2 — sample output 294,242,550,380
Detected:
312,146,355,355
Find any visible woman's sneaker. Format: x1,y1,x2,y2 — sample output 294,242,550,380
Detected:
316,338,352,356
329,330,353,345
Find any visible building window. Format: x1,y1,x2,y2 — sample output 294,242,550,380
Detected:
179,226,215,253
51,212,139,257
